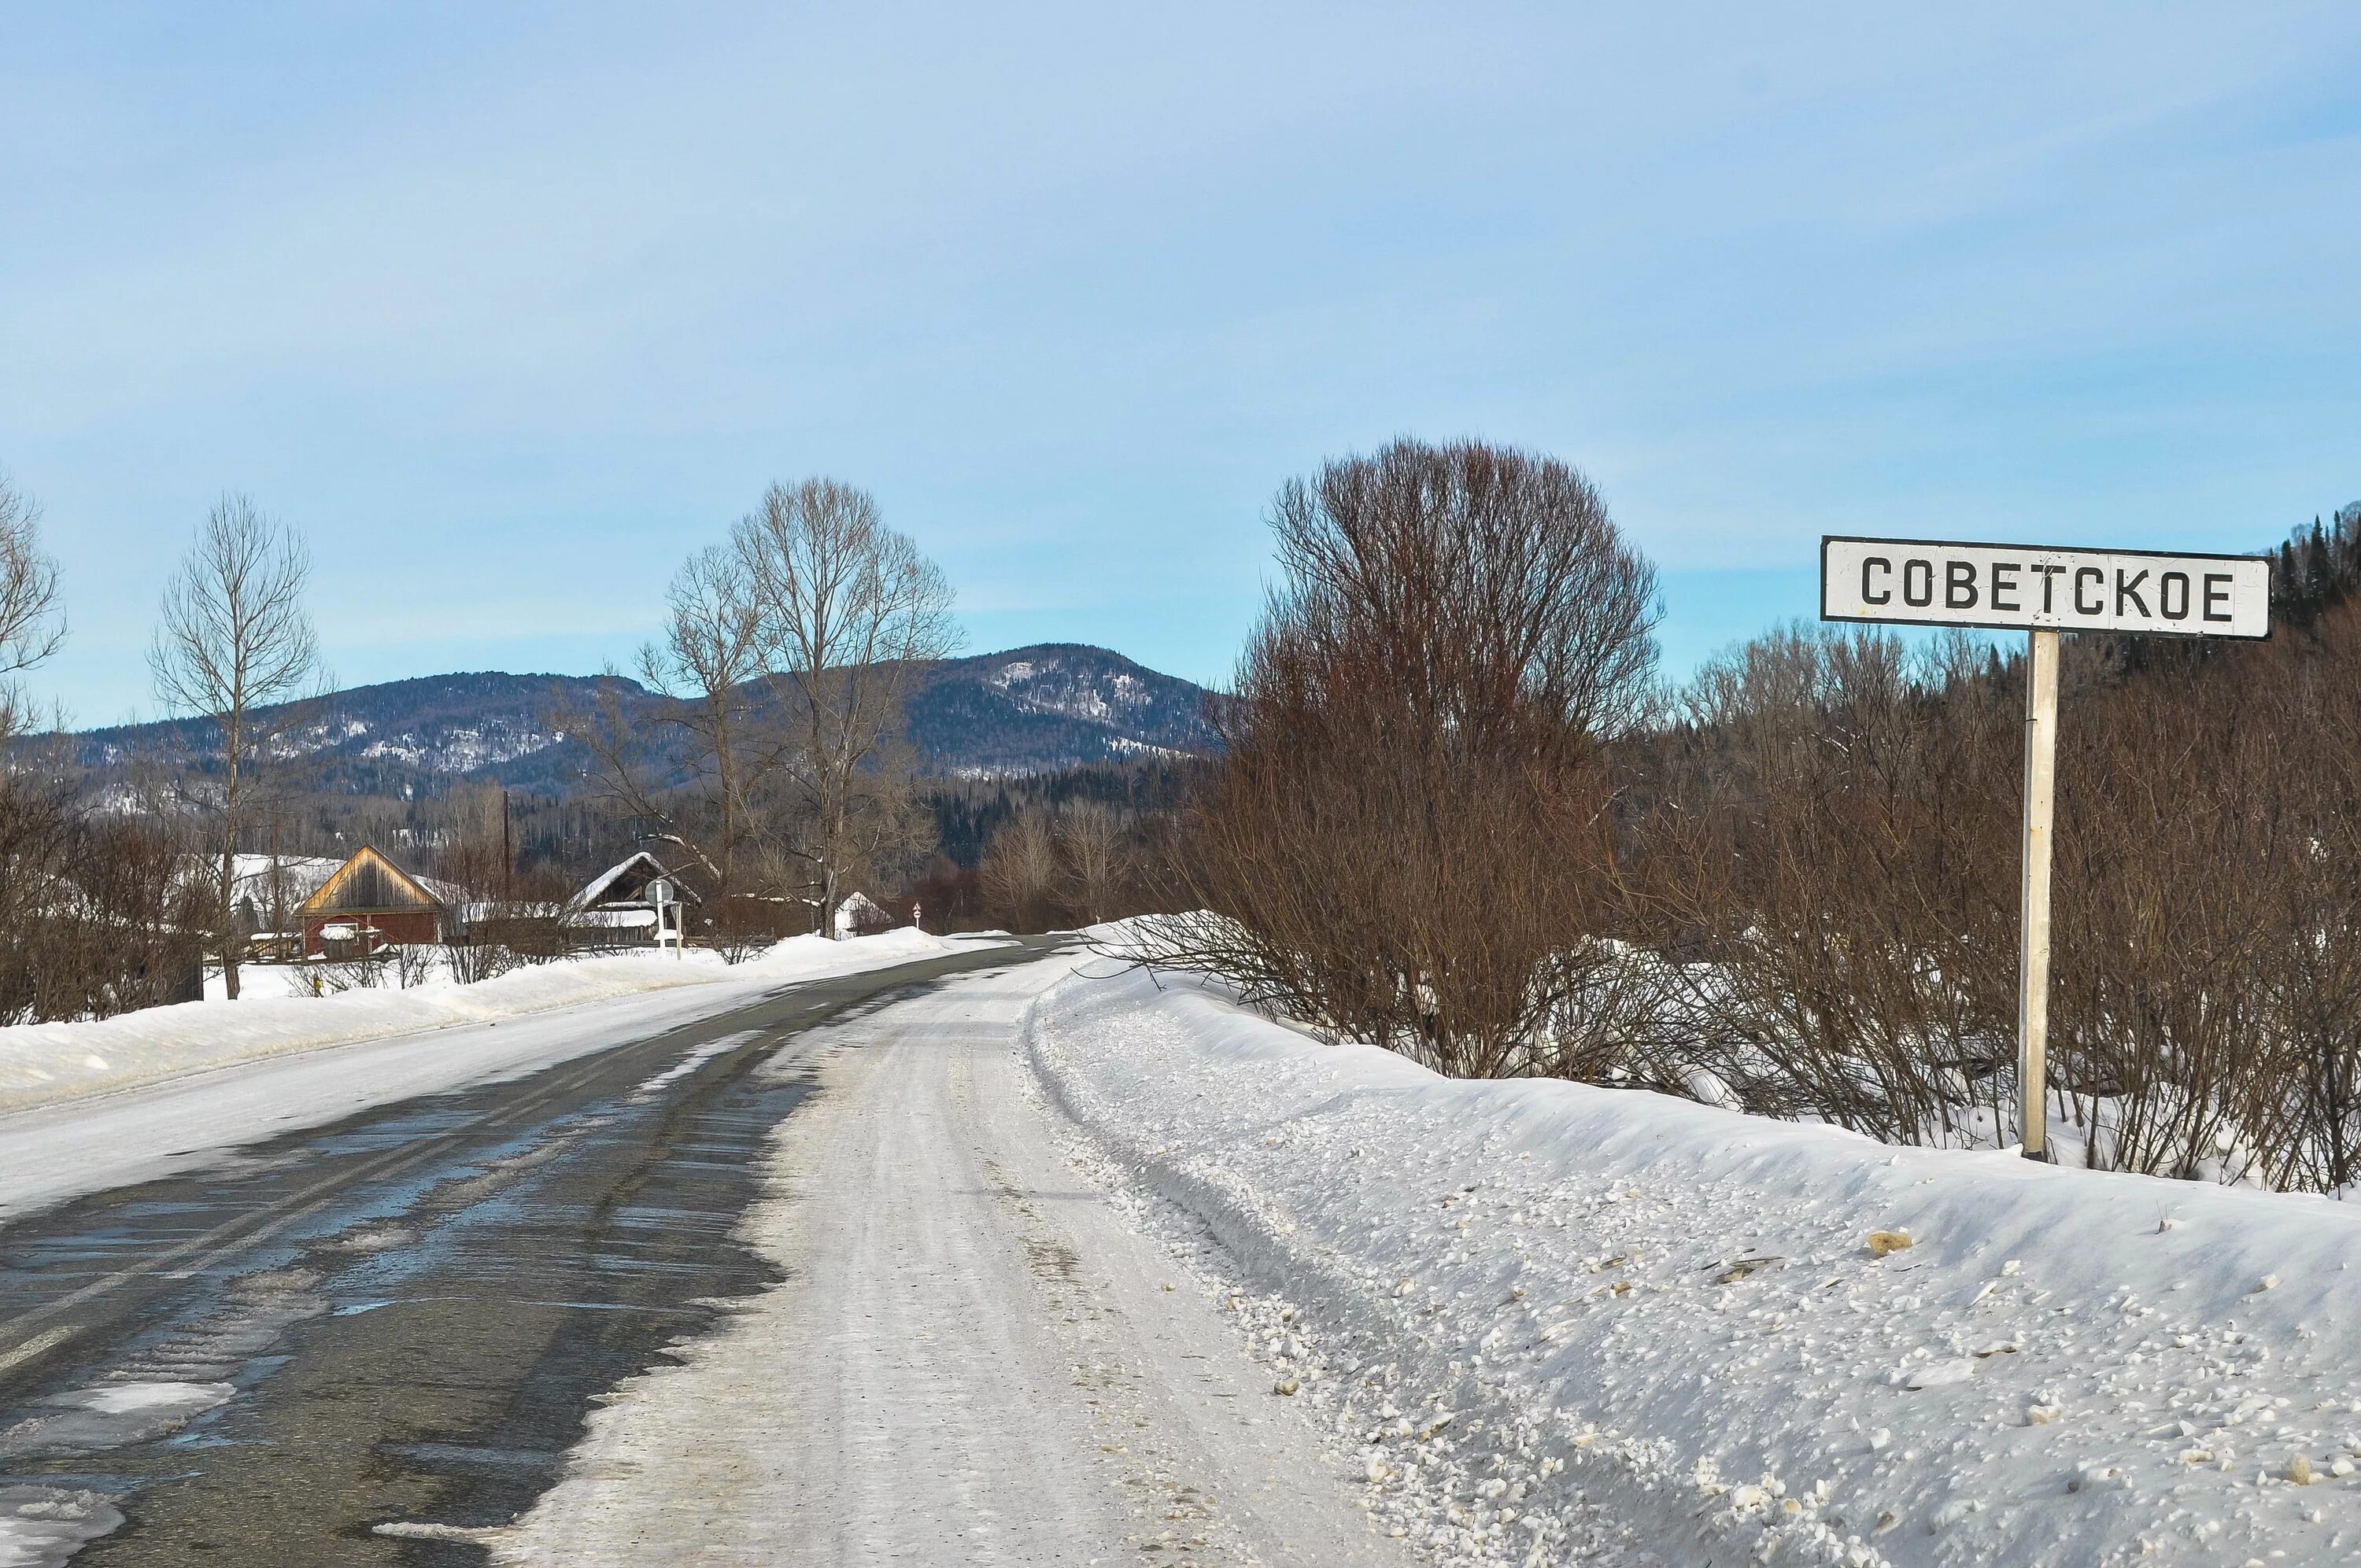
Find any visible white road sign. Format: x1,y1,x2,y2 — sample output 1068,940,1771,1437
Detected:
1818,531,2271,1164
1821,536,2271,640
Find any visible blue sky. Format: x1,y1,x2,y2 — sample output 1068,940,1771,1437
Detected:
5,3,2357,724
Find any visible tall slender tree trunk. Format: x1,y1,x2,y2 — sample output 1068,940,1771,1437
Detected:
218,746,243,1000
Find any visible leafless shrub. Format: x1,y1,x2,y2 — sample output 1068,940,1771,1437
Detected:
312,958,382,993
387,943,439,990
1620,594,2361,1192
1631,627,2019,1138
1141,437,1660,1076
445,934,527,986
0,774,209,1023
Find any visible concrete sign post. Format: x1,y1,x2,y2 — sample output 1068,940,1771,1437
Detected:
1820,537,2270,1160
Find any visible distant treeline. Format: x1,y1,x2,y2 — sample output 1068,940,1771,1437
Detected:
923,757,1205,865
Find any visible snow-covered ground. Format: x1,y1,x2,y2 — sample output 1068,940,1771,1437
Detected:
0,930,960,1119
0,931,996,1221
1026,961,2361,1568
37,936,2353,1566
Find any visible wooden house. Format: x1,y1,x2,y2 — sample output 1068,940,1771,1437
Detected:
564,850,704,948
297,847,456,957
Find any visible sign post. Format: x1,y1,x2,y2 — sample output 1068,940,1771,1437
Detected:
648,877,681,957
1820,537,2269,1160
2018,629,2059,1158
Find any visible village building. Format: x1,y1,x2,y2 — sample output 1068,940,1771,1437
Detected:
833,890,895,938
296,846,460,958
563,850,704,949
225,853,348,960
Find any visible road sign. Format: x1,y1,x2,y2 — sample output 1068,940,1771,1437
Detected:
1818,535,2273,1163
1822,537,2270,639
648,879,682,955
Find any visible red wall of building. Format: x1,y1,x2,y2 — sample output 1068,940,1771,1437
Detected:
302,909,442,956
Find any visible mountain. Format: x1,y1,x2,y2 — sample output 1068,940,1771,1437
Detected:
68,644,1217,799
906,644,1216,775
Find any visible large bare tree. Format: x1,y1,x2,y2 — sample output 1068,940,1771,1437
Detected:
573,544,778,903
637,545,772,896
150,495,320,1000
733,479,957,935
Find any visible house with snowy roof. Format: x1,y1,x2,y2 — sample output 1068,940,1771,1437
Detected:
832,890,896,938
563,850,704,949
296,846,462,957
225,854,347,939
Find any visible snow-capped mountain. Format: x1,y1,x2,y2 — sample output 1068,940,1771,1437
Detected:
905,644,1217,774
68,644,1216,798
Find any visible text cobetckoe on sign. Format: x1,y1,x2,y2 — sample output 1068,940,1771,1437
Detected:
1820,536,2270,640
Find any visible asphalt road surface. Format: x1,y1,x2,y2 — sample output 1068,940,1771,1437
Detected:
0,946,1407,1567
0,944,1033,1564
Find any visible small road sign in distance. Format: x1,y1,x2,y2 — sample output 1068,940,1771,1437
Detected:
1821,536,2270,640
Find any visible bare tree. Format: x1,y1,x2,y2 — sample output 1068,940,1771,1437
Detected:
150,495,321,1000
635,544,776,900
1057,799,1133,925
0,468,65,737
981,810,1062,933
733,479,959,935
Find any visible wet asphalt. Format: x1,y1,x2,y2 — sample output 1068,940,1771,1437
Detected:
0,942,1040,1565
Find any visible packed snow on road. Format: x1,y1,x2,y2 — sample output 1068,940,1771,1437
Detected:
0,928,974,1118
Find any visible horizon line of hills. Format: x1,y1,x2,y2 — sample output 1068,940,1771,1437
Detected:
68,642,1221,799
62,499,2361,808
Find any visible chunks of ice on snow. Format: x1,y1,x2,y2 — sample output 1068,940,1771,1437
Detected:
1901,1360,1975,1390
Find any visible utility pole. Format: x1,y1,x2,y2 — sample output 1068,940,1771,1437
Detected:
268,807,284,950
501,788,514,906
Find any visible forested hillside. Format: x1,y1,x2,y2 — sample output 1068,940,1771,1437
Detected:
68,643,1214,802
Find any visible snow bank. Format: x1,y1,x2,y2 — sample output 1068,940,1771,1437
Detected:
0,930,960,1117
1028,964,2361,1568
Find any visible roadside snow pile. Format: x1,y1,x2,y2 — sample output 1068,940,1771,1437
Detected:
0,929,962,1116
1028,964,2361,1568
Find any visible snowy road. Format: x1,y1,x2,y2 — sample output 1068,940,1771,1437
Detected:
19,933,2341,1567
500,961,1415,1566
0,946,1413,1567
